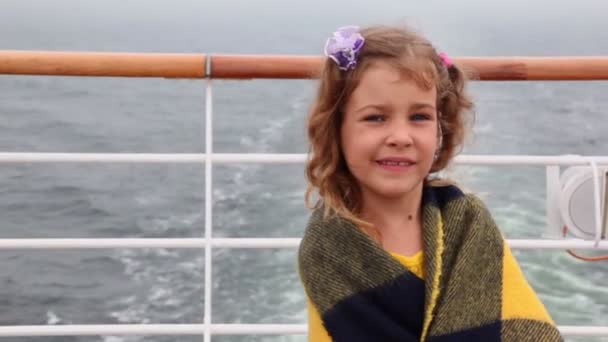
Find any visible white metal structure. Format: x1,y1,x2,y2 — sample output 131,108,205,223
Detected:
1,53,607,338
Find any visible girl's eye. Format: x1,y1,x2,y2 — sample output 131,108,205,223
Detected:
411,113,432,121
363,114,386,122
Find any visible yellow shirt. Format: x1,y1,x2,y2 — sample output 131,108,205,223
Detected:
306,251,425,342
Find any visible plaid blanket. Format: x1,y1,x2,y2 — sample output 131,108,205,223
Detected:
298,184,562,341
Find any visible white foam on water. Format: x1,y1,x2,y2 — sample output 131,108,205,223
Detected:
46,310,62,325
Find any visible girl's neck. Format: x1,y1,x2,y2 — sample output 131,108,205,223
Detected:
360,183,424,231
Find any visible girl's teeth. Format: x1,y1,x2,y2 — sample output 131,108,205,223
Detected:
380,161,411,166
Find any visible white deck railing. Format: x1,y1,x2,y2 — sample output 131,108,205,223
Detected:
0,324,606,337
1,52,608,339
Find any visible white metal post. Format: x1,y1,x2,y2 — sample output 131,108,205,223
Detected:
203,56,213,342
545,165,562,238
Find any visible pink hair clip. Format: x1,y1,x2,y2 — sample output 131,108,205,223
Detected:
438,52,453,68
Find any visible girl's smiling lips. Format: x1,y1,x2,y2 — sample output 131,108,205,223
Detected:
375,157,417,171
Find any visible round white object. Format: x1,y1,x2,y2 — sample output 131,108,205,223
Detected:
559,167,603,239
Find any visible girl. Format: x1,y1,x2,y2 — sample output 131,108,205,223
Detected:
298,25,562,341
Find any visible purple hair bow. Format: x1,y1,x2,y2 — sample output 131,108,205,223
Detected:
324,26,365,71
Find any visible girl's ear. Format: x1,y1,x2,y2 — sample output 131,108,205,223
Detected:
437,114,444,151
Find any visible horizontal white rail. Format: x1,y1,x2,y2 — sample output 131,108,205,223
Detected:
0,324,305,337
0,324,604,337
1,153,608,165
0,153,305,164
0,238,606,249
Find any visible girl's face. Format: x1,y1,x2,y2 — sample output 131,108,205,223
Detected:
341,61,439,203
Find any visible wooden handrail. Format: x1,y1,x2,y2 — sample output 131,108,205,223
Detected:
1,50,608,80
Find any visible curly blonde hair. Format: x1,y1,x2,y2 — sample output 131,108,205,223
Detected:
305,24,474,228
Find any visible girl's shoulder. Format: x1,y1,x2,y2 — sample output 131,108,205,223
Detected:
424,181,491,213
424,182,498,231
